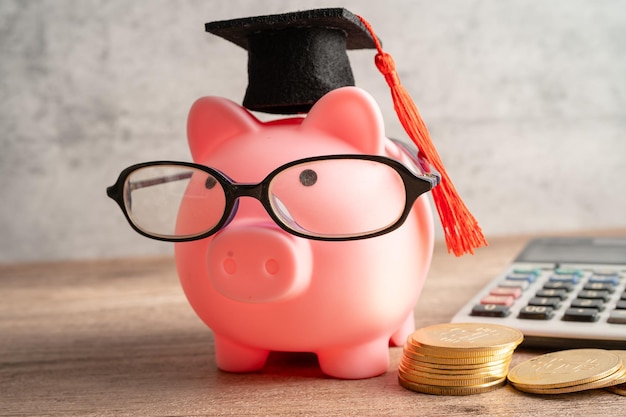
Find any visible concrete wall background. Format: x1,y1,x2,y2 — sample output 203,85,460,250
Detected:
1,0,625,262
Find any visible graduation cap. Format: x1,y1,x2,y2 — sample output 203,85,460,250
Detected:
205,8,378,114
205,9,488,256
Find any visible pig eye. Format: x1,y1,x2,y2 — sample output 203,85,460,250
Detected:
299,169,317,187
205,176,218,189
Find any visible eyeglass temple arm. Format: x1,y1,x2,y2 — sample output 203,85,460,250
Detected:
127,171,194,191
390,139,441,187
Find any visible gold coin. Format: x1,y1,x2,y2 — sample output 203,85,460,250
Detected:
400,369,509,383
399,361,510,379
409,323,523,353
408,336,518,359
408,342,516,359
507,349,622,389
400,357,511,376
403,340,513,358
401,356,511,373
609,351,626,385
512,366,626,394
606,383,626,396
403,345,513,365
398,364,507,386
398,374,507,396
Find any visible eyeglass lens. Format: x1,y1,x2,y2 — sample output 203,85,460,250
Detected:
269,158,406,238
124,165,226,239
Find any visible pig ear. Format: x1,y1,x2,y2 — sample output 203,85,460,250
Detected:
187,96,260,162
302,87,385,155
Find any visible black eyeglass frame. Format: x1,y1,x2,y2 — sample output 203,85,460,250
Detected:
107,152,440,243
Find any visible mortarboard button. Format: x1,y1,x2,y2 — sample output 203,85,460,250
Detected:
205,8,378,114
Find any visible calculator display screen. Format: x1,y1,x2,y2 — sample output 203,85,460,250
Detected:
515,237,626,265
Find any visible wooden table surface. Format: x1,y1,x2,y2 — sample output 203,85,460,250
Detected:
2,232,625,416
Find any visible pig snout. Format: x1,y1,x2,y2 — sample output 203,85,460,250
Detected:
207,224,313,303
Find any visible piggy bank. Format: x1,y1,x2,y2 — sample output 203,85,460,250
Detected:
175,86,434,379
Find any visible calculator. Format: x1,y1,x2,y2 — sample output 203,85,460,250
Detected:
451,236,626,348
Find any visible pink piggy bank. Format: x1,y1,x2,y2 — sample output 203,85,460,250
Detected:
175,86,435,379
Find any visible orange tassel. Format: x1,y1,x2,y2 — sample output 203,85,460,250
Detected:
357,15,487,256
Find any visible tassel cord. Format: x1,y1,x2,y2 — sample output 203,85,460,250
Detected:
357,15,488,256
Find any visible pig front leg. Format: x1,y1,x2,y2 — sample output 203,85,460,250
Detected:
214,334,270,373
317,337,390,379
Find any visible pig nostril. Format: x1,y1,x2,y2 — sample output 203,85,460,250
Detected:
265,259,279,276
223,258,237,275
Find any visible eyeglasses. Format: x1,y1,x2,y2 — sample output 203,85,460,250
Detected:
106,143,439,242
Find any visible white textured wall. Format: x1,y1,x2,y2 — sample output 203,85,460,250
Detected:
1,0,625,262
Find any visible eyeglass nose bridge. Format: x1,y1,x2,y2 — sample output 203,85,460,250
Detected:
228,181,268,203
220,181,275,226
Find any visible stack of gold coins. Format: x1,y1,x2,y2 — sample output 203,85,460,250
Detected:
398,323,523,395
508,348,626,394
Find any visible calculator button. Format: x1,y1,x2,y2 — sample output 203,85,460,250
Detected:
554,268,583,276
549,274,581,284
518,305,554,320
589,274,620,285
543,281,574,291
513,267,542,276
615,300,626,310
535,289,569,300
489,287,522,298
583,282,615,293
528,297,562,309
499,280,530,290
592,269,620,276
470,304,510,318
570,298,605,311
480,295,515,306
576,290,611,302
562,308,600,322
607,310,626,324
506,273,537,283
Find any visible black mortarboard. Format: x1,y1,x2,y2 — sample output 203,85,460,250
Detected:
205,8,378,114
